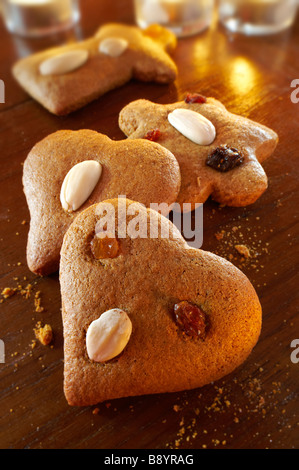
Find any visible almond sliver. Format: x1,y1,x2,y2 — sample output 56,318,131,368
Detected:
168,108,216,146
39,49,89,76
60,160,102,212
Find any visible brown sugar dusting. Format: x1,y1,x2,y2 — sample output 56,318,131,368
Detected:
1,278,53,353
165,367,287,449
208,213,271,277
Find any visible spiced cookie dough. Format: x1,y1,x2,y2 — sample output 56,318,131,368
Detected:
60,198,262,406
13,23,177,115
119,94,278,209
23,130,181,276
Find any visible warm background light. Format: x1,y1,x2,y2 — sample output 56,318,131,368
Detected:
228,56,259,95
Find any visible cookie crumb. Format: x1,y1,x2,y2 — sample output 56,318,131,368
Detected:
215,230,225,241
20,284,33,299
1,287,17,299
34,291,44,313
34,322,53,346
234,244,251,258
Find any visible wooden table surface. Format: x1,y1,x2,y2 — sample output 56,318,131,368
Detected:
0,0,298,450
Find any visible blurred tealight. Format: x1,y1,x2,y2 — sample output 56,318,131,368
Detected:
134,0,215,37
218,0,298,36
1,0,80,38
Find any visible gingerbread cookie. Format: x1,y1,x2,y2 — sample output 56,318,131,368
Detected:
60,198,262,406
119,94,278,209
23,130,181,276
13,23,177,116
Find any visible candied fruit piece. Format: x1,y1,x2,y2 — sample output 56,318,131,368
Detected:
143,24,177,52
91,234,120,260
206,145,244,172
144,129,161,142
185,93,207,104
174,301,207,339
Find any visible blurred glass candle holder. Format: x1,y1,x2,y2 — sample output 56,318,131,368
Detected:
1,0,80,38
218,0,298,36
134,0,215,37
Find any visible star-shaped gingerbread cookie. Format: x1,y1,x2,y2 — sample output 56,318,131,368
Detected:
23,130,181,276
119,94,278,209
13,23,177,115
60,198,261,406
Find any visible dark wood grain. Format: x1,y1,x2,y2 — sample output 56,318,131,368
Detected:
0,0,298,450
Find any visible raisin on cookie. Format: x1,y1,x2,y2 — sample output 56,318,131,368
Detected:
13,23,177,115
23,130,181,276
60,198,262,406
119,94,278,209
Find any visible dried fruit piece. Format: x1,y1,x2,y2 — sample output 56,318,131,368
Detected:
174,301,207,339
144,24,177,52
39,50,89,76
168,108,216,146
99,37,129,57
206,145,244,172
185,93,207,104
86,309,132,362
144,129,161,142
91,233,120,259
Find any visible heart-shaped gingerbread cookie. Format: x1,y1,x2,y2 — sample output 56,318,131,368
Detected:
60,198,261,406
119,95,278,209
23,130,181,276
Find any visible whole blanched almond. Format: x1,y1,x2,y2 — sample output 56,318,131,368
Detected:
39,49,89,76
168,108,216,146
60,160,102,212
86,309,132,362
99,37,129,57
